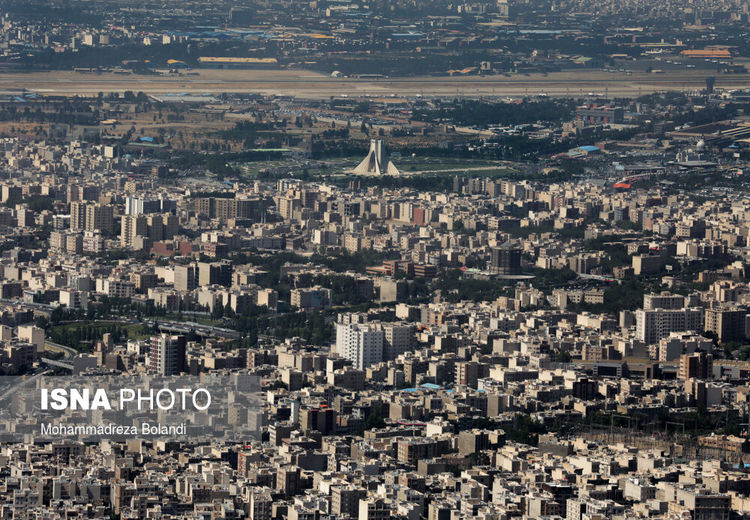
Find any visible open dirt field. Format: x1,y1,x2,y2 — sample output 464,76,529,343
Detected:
0,68,748,98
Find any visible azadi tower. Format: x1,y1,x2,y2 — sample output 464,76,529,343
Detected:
353,139,400,175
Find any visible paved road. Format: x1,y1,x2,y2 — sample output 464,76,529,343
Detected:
149,319,241,339
1,69,748,98
44,340,77,359
0,369,50,403
0,297,54,312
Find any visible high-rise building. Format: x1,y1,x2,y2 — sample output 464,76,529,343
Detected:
120,215,148,247
429,502,453,520
69,201,87,231
679,352,713,380
122,213,177,247
278,197,300,221
146,214,164,241
299,407,336,435
82,231,105,253
85,203,113,234
16,207,33,228
380,322,416,360
198,261,232,287
457,429,490,455
489,242,522,275
635,308,703,344
193,197,260,220
291,286,333,311
335,314,383,370
51,230,83,254
632,255,663,275
248,490,272,520
161,214,178,239
125,196,162,215
65,233,83,254
455,361,479,388
704,306,747,343
358,497,391,520
673,487,729,520
149,334,186,375
194,197,213,217
215,198,260,220
17,325,44,354
378,279,407,303
643,292,686,310
72,202,113,234
332,486,366,518
276,465,300,497
575,105,625,124
174,265,197,292
1,185,21,203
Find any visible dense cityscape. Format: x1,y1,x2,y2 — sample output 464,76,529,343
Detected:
0,0,750,519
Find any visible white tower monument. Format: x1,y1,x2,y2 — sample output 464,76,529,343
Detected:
353,139,400,175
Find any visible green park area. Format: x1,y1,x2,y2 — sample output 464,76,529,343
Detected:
47,321,153,352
